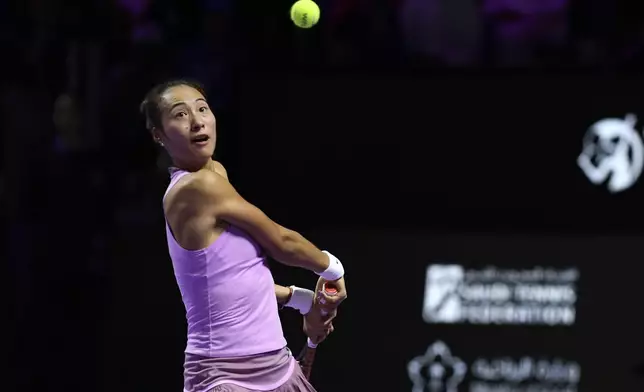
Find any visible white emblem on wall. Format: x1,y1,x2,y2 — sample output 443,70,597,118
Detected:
578,114,644,193
422,265,464,324
408,341,467,392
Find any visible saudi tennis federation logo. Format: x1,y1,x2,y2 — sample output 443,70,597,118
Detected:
408,341,467,392
422,265,464,323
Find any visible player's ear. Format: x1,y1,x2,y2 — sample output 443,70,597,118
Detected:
151,128,164,147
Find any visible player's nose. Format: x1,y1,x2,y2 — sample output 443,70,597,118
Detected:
191,116,205,131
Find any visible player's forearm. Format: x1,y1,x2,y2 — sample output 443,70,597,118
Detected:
275,284,292,306
273,226,329,273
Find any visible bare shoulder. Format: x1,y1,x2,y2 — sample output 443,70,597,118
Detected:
163,170,220,212
164,172,230,238
176,169,228,201
164,171,230,249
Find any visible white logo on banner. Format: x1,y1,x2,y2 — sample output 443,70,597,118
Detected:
423,265,578,326
408,341,581,392
408,341,467,392
577,113,644,193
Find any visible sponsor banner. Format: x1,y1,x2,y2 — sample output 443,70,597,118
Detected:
422,265,579,326
408,341,581,392
296,230,644,392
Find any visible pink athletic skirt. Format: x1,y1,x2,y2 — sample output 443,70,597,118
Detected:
206,366,316,392
184,348,317,392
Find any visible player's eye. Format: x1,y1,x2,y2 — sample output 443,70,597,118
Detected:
175,111,187,118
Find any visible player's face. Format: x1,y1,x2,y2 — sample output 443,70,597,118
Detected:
155,85,216,168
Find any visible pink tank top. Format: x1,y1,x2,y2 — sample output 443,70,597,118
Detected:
163,169,287,358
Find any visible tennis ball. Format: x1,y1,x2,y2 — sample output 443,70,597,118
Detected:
290,0,320,29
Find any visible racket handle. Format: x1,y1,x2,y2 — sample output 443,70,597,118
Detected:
299,284,338,379
308,283,336,347
318,283,338,310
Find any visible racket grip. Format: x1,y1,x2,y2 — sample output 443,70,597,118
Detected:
308,284,334,347
317,282,335,317
299,284,337,380
305,306,327,349
318,282,337,312
307,308,327,347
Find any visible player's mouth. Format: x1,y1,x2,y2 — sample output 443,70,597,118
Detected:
191,134,210,146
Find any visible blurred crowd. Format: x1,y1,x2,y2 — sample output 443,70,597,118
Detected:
2,0,644,390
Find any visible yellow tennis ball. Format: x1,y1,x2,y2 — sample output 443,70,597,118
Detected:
290,0,320,29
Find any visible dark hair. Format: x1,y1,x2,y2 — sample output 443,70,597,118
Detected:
140,79,207,131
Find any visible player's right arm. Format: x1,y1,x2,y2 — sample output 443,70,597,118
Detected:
180,169,331,274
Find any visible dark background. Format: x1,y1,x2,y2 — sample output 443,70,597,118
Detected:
3,0,644,391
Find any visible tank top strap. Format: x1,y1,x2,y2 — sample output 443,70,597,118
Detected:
163,169,191,201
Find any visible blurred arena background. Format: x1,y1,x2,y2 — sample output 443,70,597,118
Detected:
3,0,644,391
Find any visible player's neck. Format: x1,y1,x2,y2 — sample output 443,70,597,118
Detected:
171,158,213,173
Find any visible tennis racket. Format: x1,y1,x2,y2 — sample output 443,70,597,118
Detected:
296,283,338,380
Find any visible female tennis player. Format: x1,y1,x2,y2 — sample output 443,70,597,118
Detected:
140,80,347,392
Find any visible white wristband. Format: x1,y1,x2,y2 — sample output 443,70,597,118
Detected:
285,286,314,315
318,251,344,281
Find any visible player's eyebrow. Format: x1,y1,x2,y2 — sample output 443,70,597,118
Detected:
169,98,207,110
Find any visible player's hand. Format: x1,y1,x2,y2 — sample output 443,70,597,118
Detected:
303,300,336,344
315,276,347,313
